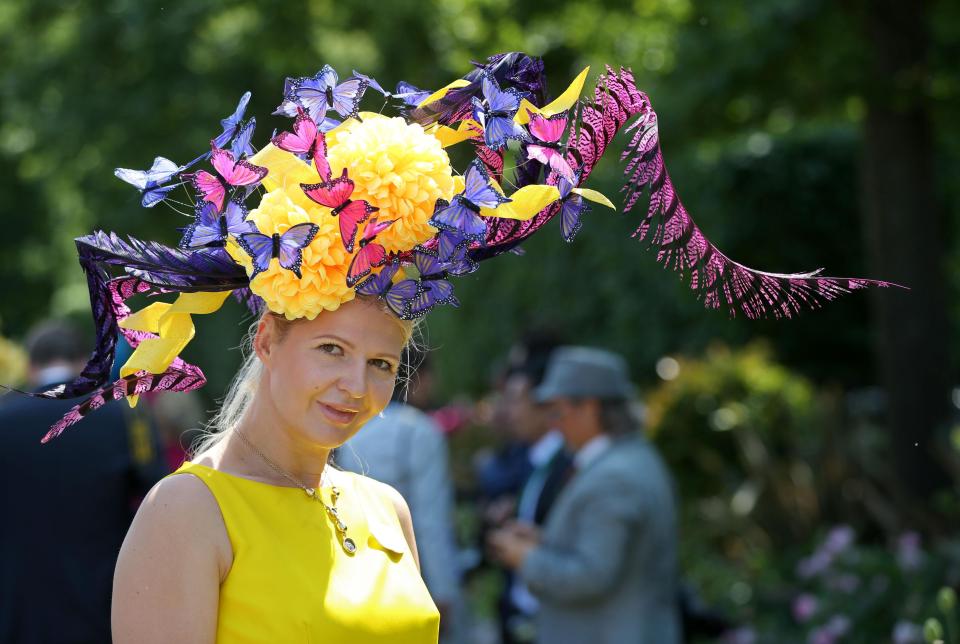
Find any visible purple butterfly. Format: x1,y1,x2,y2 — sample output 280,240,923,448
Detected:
557,174,589,242
471,74,529,150
114,156,183,208
228,117,257,159
353,70,388,96
436,230,478,275
404,250,460,318
429,159,511,241
392,81,431,107
273,65,369,123
180,200,256,249
213,92,256,157
355,262,420,318
237,223,319,280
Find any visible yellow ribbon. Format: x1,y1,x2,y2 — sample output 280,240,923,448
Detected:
117,290,231,406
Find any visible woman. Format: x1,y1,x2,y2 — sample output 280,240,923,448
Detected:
29,52,889,644
112,298,437,642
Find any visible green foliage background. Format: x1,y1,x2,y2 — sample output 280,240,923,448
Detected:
0,0,956,398
3,2,959,638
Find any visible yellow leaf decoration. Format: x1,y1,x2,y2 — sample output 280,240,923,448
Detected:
481,185,561,221
572,187,616,209
515,66,591,125
427,119,481,148
416,79,471,108
250,143,316,209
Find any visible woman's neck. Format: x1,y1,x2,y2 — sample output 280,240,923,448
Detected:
223,391,332,490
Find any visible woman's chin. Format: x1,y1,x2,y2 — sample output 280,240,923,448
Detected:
302,413,365,448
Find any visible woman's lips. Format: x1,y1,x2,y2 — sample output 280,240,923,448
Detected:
318,402,359,426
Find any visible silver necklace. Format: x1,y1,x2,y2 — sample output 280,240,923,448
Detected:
236,430,357,554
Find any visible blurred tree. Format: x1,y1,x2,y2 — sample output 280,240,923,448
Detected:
0,0,956,516
858,0,953,515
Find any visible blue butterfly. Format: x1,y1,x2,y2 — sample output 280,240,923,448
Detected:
114,156,183,208
237,223,319,280
435,230,478,275
273,65,369,123
392,81,431,107
470,74,530,150
179,200,256,249
213,92,256,157
429,160,510,241
355,262,420,318
557,173,589,242
353,70,388,96
228,118,257,159
404,250,460,318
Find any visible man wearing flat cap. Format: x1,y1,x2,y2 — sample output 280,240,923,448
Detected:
488,346,681,644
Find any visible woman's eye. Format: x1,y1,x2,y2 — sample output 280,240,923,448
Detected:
369,359,395,373
317,343,343,356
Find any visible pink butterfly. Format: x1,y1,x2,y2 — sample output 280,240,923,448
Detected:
346,217,396,287
526,112,576,182
301,169,379,253
190,143,268,212
271,107,332,181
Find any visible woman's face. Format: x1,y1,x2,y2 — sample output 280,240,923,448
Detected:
255,298,406,449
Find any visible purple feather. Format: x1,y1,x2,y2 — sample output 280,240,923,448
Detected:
77,231,249,291
23,275,156,402
42,361,207,443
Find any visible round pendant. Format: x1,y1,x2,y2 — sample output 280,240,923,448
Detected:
343,537,357,554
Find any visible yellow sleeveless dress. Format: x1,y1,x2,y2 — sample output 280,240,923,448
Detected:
172,462,440,644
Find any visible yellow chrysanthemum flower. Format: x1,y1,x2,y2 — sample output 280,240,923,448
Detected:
229,187,355,320
326,114,456,254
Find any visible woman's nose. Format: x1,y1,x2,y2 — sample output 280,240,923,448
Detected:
336,359,367,398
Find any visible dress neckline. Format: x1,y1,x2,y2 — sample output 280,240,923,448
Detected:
182,460,347,492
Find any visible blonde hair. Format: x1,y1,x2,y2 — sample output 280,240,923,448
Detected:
191,297,418,457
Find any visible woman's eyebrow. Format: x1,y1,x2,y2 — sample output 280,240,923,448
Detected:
312,333,355,349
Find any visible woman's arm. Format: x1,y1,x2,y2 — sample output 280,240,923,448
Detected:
112,474,231,644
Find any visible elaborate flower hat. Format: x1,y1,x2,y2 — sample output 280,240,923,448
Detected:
25,52,897,440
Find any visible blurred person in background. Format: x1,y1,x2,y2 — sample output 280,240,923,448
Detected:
488,346,681,644
474,333,563,529
0,320,166,644
148,389,208,470
338,347,466,643
492,334,572,644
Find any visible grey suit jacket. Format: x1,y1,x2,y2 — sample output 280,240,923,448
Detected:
519,434,681,644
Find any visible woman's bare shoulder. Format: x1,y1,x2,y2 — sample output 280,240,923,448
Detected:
112,473,231,643
127,473,233,578
141,473,220,522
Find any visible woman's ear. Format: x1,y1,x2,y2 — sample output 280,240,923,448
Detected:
253,316,276,366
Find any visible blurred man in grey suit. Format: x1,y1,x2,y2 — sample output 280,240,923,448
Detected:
488,346,681,644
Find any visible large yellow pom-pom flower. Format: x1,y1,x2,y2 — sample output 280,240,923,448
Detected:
229,187,354,320
326,114,456,254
